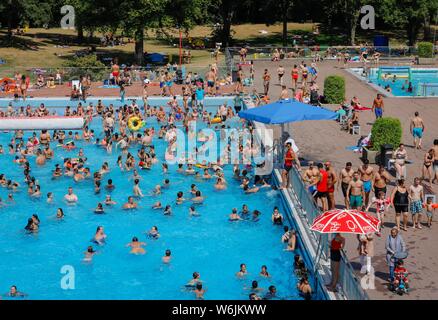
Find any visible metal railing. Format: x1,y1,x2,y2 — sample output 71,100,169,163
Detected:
0,64,229,83
287,164,369,300
226,46,429,62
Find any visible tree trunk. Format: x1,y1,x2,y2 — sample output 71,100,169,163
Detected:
220,1,233,47
423,15,431,41
77,24,84,43
407,19,420,47
135,27,144,65
282,11,288,47
349,12,360,46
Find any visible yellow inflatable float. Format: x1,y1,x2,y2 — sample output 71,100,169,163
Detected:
128,116,145,131
211,117,222,124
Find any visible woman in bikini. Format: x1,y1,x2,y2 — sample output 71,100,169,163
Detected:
422,149,434,185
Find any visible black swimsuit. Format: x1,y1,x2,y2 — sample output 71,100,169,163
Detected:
393,188,409,213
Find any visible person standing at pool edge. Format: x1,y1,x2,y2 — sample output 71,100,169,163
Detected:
372,93,384,119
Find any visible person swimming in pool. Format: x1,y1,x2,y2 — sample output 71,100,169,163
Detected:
229,208,243,221
123,196,138,209
236,263,248,277
152,184,161,195
83,245,97,262
94,203,104,214
56,208,64,219
47,192,54,203
162,249,172,263
146,226,160,239
92,226,107,245
191,190,204,203
3,285,27,298
152,201,162,209
176,191,185,204
126,236,146,255
186,272,202,288
104,195,116,206
64,186,78,203
260,265,270,278
189,205,200,217
164,205,172,215
194,283,206,300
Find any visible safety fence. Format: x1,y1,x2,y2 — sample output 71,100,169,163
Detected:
226,45,436,63
287,164,369,300
0,63,229,84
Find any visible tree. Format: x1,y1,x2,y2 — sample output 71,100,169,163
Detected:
209,0,239,47
261,0,294,47
379,0,438,46
322,0,366,45
1,0,54,44
119,0,167,64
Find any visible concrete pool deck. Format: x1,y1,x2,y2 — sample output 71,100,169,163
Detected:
248,59,438,300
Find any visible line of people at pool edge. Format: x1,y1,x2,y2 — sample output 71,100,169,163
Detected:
0,99,312,300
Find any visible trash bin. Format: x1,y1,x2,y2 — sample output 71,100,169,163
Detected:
232,70,238,82
380,144,394,167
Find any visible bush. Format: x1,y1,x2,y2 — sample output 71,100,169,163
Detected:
370,117,402,151
323,75,345,104
63,54,108,81
418,42,434,58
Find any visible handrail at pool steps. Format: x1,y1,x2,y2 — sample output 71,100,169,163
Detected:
242,96,334,300
288,165,369,300
242,96,369,300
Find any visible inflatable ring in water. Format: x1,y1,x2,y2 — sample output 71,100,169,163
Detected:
128,117,144,131
195,163,208,169
211,117,222,124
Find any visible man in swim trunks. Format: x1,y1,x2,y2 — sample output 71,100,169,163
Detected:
325,162,337,210
358,159,374,208
314,163,329,211
410,111,425,149
409,177,424,229
335,162,353,207
346,172,365,210
373,165,391,197
303,161,319,196
372,93,384,119
111,58,120,84
205,68,216,96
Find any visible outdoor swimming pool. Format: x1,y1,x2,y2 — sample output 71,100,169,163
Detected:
0,98,321,300
349,67,438,97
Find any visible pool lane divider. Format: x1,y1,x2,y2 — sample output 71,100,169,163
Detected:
243,96,339,300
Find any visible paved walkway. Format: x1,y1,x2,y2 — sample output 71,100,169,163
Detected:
248,59,438,299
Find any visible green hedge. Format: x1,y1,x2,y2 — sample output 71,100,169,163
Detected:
323,75,345,104
418,42,434,58
370,117,402,151
63,54,108,81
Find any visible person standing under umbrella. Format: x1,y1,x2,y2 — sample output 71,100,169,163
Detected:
385,227,406,283
327,233,345,292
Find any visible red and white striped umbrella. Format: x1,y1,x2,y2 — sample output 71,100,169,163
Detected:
310,209,380,234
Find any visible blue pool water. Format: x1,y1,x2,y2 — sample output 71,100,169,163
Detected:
0,98,319,300
351,67,438,97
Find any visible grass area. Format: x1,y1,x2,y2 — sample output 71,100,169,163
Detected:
0,22,435,78
0,23,317,77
